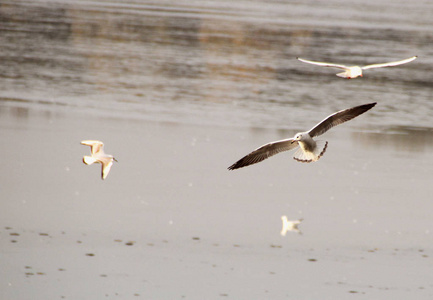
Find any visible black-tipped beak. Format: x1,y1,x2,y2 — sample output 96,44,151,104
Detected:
113,158,118,162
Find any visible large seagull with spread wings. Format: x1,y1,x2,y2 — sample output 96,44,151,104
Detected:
228,103,376,170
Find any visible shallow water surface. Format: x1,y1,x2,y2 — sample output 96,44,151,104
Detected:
1,0,433,129
1,1,433,299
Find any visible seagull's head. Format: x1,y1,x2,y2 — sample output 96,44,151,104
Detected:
292,133,304,143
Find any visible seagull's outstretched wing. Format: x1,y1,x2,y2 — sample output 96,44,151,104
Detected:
101,159,114,180
228,139,297,170
297,57,349,70
81,140,104,155
361,56,417,70
308,103,376,138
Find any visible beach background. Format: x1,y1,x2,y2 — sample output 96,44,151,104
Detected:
1,0,433,299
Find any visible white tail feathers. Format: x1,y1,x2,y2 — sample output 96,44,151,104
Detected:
336,71,349,78
293,140,328,163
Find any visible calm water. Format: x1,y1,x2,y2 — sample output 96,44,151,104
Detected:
1,1,433,299
1,0,433,130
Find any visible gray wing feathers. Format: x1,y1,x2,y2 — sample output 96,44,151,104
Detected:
308,103,376,137
228,139,297,170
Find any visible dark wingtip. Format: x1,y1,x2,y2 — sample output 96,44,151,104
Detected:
228,159,249,170
355,102,376,116
361,102,377,113
364,102,377,109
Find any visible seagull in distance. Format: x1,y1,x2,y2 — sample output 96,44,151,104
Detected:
228,102,376,170
81,140,117,179
297,56,417,79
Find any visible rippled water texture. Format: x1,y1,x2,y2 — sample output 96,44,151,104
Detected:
1,0,433,129
1,1,433,299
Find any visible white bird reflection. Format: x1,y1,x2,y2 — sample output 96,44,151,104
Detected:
281,216,303,236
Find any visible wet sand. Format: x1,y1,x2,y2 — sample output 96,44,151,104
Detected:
1,107,432,299
1,0,433,299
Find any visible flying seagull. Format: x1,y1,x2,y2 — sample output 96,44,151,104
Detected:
228,102,376,170
297,56,417,79
281,216,303,236
81,140,117,179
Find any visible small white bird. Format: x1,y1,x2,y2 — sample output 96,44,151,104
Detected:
297,56,417,79
228,102,376,170
81,140,117,180
281,216,303,236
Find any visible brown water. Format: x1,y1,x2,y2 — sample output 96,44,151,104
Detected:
1,1,433,299
2,0,433,129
